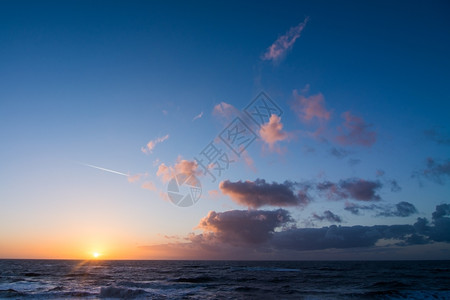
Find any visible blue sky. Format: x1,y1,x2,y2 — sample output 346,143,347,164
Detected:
0,0,449,259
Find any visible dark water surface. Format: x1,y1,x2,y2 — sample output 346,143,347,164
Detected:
0,260,449,299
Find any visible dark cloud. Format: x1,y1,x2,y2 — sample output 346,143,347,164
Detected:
389,180,402,192
196,209,292,246
142,204,450,259
432,204,450,220
347,158,361,167
424,128,450,146
220,176,400,209
345,201,417,218
413,157,450,185
219,179,311,209
317,178,382,201
271,224,416,251
312,210,342,223
329,147,350,159
344,202,381,215
195,204,449,251
378,201,418,217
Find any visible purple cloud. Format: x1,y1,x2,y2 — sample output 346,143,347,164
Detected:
219,179,311,209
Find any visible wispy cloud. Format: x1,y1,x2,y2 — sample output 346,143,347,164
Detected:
127,172,147,183
336,112,376,147
424,127,450,145
345,201,418,218
141,134,169,154
262,17,309,62
292,90,331,122
312,210,343,223
413,157,450,185
141,181,157,191
212,101,237,122
192,111,203,121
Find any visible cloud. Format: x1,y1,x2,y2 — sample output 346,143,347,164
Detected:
196,209,292,246
141,181,157,191
389,180,402,192
312,210,343,223
424,127,450,145
212,102,237,121
192,111,203,121
329,147,350,159
345,201,417,218
127,173,146,183
156,158,201,182
292,91,331,123
413,157,450,185
317,178,382,201
259,114,290,152
336,112,376,147
378,201,418,217
376,170,385,177
432,204,450,220
241,150,256,172
140,204,450,259
262,17,309,61
141,134,169,154
344,202,381,215
219,179,311,209
348,158,361,167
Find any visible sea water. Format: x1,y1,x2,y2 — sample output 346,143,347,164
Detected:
0,260,449,299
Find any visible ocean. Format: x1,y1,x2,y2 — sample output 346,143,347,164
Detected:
0,260,449,299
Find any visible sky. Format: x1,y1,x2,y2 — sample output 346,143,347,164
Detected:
0,0,449,260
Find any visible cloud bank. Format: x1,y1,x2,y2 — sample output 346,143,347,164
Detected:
142,204,450,259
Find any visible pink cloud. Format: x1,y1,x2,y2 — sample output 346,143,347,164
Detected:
262,17,309,61
141,181,157,191
259,114,289,152
336,112,377,147
156,158,201,182
292,90,331,122
241,149,256,172
141,134,169,154
212,102,237,121
127,173,147,183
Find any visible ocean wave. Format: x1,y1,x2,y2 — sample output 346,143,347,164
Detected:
172,275,216,283
99,286,147,298
232,267,301,272
0,288,26,298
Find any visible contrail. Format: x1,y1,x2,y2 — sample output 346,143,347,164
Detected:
80,163,129,177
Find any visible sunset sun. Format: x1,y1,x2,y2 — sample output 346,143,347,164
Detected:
92,252,100,259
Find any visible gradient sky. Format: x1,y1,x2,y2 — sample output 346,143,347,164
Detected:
1,0,449,260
